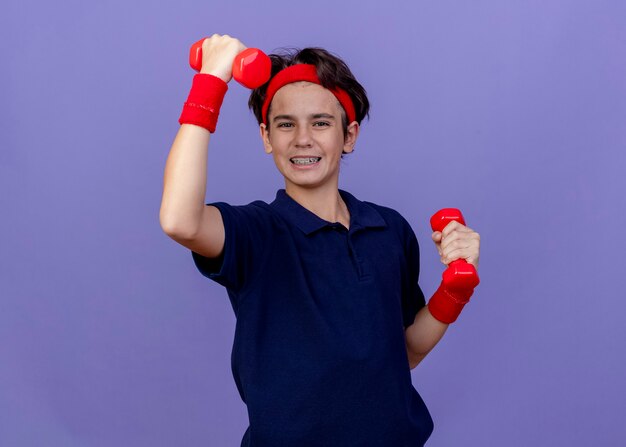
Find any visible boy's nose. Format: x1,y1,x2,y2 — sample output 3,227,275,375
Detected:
294,126,313,147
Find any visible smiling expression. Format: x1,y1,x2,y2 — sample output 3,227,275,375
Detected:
260,82,359,192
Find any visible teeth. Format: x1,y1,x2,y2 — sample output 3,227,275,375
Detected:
291,157,321,165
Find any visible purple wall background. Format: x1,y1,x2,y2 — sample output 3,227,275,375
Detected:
2,0,625,445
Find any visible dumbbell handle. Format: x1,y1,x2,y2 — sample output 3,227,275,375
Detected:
430,208,480,290
189,38,271,89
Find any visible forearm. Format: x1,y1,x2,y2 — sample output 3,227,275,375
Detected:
160,124,211,237
405,305,449,368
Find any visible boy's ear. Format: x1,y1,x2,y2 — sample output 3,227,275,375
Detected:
343,121,360,154
260,123,273,154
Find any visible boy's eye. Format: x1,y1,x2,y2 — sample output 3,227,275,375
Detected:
276,121,330,128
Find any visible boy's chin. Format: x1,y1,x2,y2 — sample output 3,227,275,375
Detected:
283,176,338,191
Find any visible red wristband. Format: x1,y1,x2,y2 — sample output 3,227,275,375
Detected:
427,281,474,324
178,73,228,133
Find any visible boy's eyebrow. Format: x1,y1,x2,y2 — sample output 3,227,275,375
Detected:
273,113,337,122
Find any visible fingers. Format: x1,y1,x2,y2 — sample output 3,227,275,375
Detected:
442,249,479,270
199,34,247,80
433,223,480,268
440,243,473,265
441,220,473,239
201,34,242,56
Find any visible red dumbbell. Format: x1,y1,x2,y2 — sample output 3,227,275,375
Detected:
430,208,480,290
189,38,272,89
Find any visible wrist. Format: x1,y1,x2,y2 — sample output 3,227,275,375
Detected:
178,73,228,133
199,68,230,83
427,280,474,324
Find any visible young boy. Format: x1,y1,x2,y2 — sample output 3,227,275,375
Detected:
160,34,480,447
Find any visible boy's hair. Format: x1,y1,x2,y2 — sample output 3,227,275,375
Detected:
248,47,370,148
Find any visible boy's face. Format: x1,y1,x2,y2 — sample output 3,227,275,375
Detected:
260,81,359,192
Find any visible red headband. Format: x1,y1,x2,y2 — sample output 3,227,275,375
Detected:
261,64,357,126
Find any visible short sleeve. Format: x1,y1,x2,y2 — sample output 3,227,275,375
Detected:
402,225,427,329
191,201,269,293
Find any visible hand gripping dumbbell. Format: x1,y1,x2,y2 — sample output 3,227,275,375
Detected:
427,208,480,323
430,208,480,290
189,38,272,89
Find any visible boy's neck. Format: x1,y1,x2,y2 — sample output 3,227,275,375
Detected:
285,183,350,229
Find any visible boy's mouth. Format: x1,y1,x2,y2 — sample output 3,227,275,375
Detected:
290,157,322,166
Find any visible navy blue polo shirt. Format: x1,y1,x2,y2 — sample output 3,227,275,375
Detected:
191,189,434,446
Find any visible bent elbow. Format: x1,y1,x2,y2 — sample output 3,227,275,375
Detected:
159,207,198,239
408,351,428,370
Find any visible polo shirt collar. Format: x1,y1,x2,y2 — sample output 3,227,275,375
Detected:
270,189,387,235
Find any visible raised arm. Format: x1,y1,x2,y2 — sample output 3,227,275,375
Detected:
159,35,246,258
